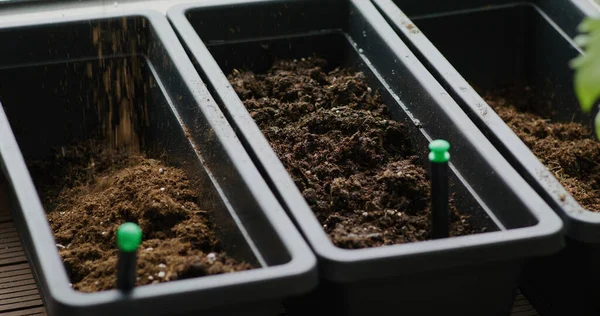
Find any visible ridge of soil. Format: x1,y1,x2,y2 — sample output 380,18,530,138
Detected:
29,140,253,292
483,86,600,212
228,56,478,249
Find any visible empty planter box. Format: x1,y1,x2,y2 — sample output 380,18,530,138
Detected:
0,9,317,316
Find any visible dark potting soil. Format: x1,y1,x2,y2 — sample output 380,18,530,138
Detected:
29,140,252,292
228,57,477,249
483,86,600,212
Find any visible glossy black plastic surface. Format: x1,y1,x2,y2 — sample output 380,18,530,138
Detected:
0,10,316,316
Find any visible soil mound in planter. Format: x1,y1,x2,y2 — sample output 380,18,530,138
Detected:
29,140,253,292
484,86,600,213
228,57,477,249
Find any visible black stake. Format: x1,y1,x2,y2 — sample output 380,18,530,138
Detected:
429,139,450,239
116,222,142,292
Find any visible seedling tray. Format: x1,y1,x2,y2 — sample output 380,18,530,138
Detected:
371,0,600,315
0,9,316,316
167,0,563,315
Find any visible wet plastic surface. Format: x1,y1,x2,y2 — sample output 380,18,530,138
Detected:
0,10,316,316
168,0,563,315
371,0,599,314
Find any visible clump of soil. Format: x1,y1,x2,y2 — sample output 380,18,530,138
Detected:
29,140,252,292
483,86,600,212
228,57,476,249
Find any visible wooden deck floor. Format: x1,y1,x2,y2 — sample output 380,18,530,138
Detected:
0,187,45,316
0,184,537,316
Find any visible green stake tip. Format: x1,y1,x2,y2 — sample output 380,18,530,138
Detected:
428,139,450,163
116,222,142,252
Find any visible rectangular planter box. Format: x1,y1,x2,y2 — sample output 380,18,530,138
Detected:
168,0,563,315
0,9,317,316
371,0,599,315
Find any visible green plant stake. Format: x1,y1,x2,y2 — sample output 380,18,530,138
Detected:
571,18,600,140
116,222,142,292
429,139,450,239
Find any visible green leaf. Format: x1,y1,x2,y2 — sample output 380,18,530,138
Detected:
574,34,590,48
574,32,600,50
572,18,600,113
578,18,600,33
574,51,600,113
570,54,586,68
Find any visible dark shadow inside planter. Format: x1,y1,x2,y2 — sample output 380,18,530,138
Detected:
0,15,293,293
185,2,512,249
407,3,587,125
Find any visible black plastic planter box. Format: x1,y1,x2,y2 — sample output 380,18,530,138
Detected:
168,0,564,315
0,10,317,316
371,0,600,315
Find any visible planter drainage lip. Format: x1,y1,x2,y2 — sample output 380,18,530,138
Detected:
371,0,600,243
167,0,563,284
0,8,317,315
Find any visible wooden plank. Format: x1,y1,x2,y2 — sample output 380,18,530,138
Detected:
0,251,25,261
0,289,40,301
0,264,30,274
0,243,24,255
0,223,15,230
0,249,23,258
0,268,31,278
513,304,537,312
1,295,41,306
0,273,33,285
0,241,23,249
0,256,26,267
0,237,21,247
0,307,46,316
0,183,46,316
0,284,38,296
511,312,539,316
511,293,538,316
0,300,43,313
0,278,35,291
0,231,18,239
0,228,15,235
513,300,530,307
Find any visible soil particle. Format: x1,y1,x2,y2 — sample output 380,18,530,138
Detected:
483,86,600,212
228,57,476,249
30,140,252,292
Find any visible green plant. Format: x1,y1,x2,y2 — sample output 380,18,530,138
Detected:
572,18,600,139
